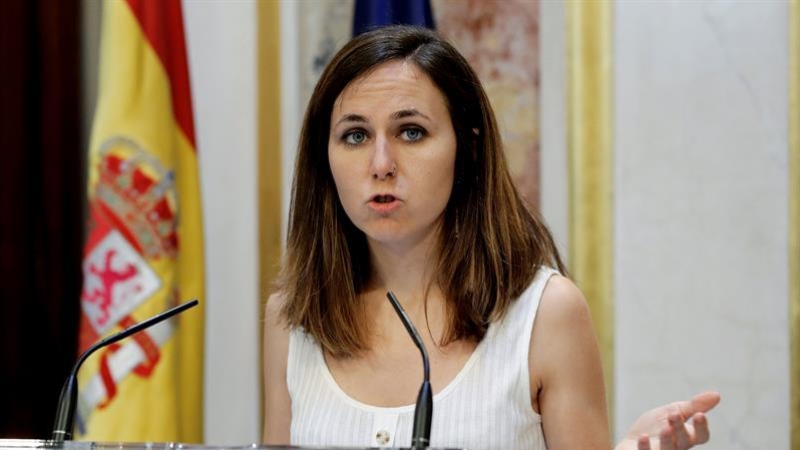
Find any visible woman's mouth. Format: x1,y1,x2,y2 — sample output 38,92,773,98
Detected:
373,194,396,204
368,194,400,213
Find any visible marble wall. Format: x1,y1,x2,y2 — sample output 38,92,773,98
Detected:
613,2,790,448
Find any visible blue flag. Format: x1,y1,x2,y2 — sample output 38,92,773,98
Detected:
353,0,435,36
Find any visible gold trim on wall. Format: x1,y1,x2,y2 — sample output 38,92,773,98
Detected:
566,0,615,427
257,0,282,433
789,0,800,447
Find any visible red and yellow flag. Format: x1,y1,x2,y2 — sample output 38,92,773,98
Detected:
77,0,204,442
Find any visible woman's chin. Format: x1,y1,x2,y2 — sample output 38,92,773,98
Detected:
362,227,440,252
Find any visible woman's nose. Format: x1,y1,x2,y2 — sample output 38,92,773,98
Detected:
371,136,396,180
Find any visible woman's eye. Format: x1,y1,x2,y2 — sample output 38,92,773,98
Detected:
344,130,367,145
401,127,425,142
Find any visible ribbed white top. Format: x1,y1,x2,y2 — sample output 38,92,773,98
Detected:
287,267,556,450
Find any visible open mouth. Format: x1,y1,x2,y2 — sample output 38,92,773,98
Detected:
372,195,396,204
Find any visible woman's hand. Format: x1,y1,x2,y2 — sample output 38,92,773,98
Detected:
616,391,720,450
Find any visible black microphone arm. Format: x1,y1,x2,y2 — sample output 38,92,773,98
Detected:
51,299,199,442
386,292,432,450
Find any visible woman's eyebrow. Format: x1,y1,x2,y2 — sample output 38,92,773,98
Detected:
334,113,368,127
391,109,430,121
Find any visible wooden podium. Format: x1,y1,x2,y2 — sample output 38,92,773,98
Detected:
0,439,464,450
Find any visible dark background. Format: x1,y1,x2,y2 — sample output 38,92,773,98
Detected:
0,0,83,439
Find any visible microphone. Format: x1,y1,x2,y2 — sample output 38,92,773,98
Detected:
386,292,431,450
51,299,199,442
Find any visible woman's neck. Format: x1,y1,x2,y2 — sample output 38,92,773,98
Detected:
367,236,437,297
363,229,447,325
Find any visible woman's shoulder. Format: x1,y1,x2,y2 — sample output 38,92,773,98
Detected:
263,292,291,354
538,274,591,328
541,273,585,305
265,291,292,329
511,266,571,311
530,273,597,377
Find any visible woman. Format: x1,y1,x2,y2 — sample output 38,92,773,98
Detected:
263,25,719,450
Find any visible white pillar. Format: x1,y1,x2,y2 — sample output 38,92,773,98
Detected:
184,0,261,444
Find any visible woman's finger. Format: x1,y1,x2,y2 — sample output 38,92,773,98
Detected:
670,414,692,449
660,424,677,450
692,413,710,444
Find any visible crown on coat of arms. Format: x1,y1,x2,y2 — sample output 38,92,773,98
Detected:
94,136,179,259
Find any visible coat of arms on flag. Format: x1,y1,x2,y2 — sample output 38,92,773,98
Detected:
79,136,179,419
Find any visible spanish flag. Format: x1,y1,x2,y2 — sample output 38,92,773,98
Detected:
77,0,203,442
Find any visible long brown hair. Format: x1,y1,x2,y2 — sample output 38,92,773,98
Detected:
277,25,567,358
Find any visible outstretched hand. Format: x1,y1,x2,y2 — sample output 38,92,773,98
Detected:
616,391,721,450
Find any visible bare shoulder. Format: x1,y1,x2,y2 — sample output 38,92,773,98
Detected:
265,291,288,326
263,291,290,365
538,274,592,326
263,292,291,366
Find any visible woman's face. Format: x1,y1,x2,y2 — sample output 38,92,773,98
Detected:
328,60,457,250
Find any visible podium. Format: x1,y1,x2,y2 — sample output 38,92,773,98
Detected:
0,440,464,450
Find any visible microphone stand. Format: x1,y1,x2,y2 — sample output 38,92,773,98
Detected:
386,292,432,450
51,299,199,442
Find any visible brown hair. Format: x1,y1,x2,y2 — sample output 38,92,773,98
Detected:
277,25,567,358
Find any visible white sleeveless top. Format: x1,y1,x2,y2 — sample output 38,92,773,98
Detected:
287,267,556,450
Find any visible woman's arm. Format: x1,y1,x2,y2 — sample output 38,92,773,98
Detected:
530,275,611,450
261,293,292,444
